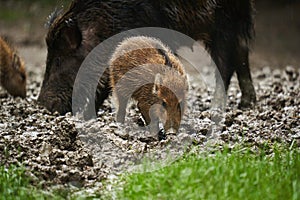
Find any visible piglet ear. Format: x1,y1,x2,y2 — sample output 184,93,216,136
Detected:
12,53,21,70
153,73,162,94
60,19,82,50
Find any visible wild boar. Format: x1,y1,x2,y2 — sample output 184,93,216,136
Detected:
38,0,256,116
110,36,188,134
0,37,26,98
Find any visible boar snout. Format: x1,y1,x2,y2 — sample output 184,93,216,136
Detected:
38,92,70,115
165,127,177,135
164,119,181,135
7,85,26,98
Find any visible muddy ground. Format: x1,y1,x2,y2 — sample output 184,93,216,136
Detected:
0,0,300,191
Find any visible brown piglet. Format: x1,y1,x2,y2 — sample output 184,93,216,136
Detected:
110,36,188,135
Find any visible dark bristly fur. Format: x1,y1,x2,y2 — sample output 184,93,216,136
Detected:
45,7,64,28
38,0,256,116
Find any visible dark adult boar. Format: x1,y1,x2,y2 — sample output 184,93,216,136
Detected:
110,36,188,135
38,0,256,115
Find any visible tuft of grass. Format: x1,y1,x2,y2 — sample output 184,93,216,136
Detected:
117,148,300,200
0,165,62,200
0,165,104,200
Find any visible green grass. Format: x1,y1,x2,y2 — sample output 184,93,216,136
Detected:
1,147,300,200
117,148,300,200
0,165,62,200
0,165,103,200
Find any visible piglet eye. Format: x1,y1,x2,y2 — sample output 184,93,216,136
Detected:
20,74,26,81
162,101,167,108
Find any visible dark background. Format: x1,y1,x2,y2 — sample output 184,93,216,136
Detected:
252,0,300,68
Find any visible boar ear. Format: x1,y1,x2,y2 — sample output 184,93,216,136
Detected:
153,73,162,94
45,7,64,28
60,20,82,50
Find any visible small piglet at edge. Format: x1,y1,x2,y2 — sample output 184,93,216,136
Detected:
0,37,26,98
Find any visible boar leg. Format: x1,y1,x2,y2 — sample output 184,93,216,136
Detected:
137,102,151,125
233,45,256,108
209,36,256,109
95,68,111,112
209,41,235,110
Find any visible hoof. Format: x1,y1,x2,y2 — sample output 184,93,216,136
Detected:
239,95,256,109
136,117,146,127
158,129,166,141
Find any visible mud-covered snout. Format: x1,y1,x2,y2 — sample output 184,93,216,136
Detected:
38,64,75,115
163,112,182,135
37,90,71,115
157,102,183,135
6,82,26,98
165,127,177,135
4,73,26,98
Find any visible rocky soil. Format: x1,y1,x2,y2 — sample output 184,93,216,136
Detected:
0,63,299,189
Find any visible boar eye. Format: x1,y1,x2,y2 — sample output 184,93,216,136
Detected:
162,101,167,108
54,57,61,68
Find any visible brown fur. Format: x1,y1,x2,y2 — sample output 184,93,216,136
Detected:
110,36,188,134
0,37,26,98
